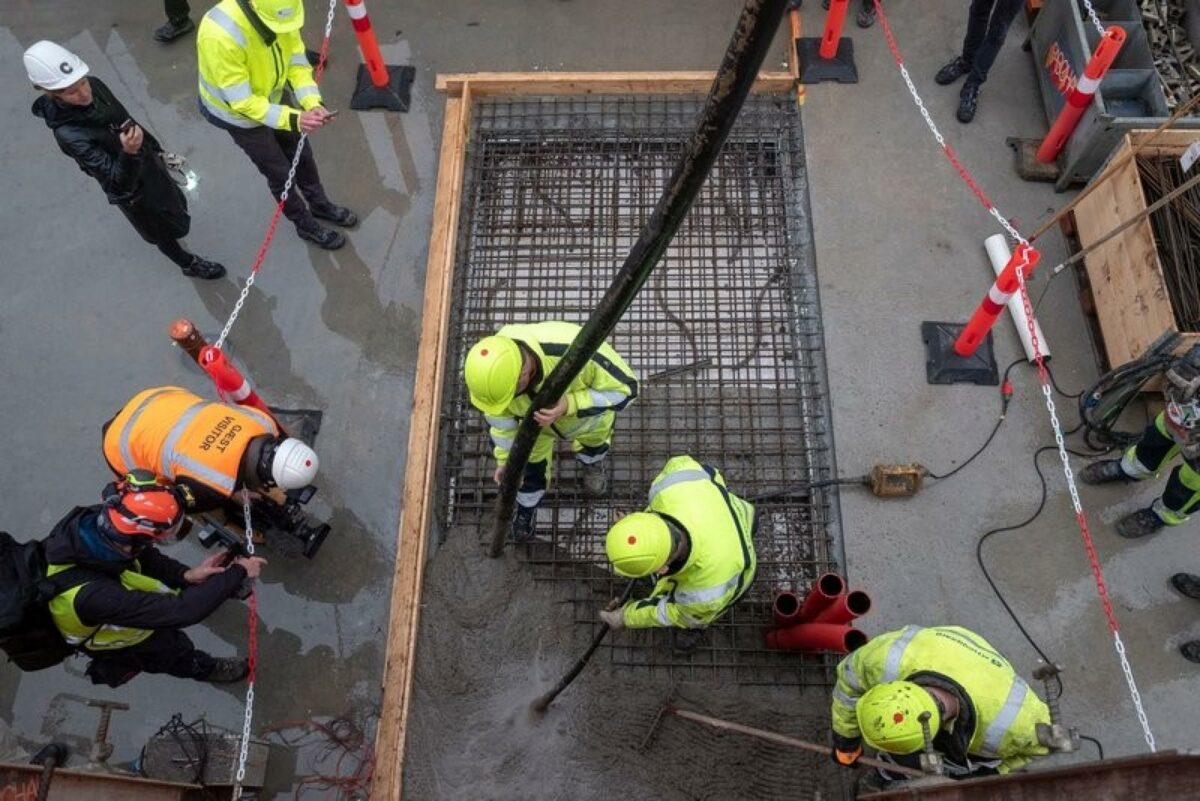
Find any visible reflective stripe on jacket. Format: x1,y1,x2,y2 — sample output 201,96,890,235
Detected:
486,321,638,464
832,625,1051,774
622,456,757,630
196,0,321,131
102,386,278,497
46,562,176,651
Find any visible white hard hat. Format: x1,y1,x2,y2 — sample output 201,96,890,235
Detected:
24,40,89,90
271,437,319,490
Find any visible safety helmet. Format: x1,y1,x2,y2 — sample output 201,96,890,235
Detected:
605,513,673,578
856,681,940,755
271,437,319,490
250,0,305,33
23,41,89,90
465,335,525,416
100,470,185,541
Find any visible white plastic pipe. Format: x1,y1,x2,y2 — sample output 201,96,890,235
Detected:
985,234,1050,363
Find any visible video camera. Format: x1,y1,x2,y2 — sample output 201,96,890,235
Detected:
249,485,331,559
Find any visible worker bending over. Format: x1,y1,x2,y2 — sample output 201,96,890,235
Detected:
102,386,318,512
44,472,264,687
464,321,639,541
830,625,1052,780
600,455,756,651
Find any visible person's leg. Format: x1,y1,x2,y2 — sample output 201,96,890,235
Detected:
966,0,1023,86
85,630,216,687
164,0,191,23
1127,414,1180,477
155,0,195,42
156,238,194,267
571,412,614,496
225,127,319,229
961,0,997,68
275,129,358,227
512,433,555,540
856,0,876,29
1152,460,1200,525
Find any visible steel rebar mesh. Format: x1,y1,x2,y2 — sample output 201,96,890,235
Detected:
1137,154,1200,331
437,94,841,688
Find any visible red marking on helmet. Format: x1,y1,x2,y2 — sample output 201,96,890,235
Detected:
480,348,489,356
305,460,312,467
627,535,637,545
893,713,904,724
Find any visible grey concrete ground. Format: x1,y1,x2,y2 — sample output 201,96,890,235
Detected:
0,0,1192,797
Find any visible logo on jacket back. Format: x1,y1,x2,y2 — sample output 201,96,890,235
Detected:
60,62,73,75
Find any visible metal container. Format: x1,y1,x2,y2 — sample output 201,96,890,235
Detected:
1029,0,1200,190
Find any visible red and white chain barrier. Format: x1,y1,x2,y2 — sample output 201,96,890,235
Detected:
872,0,1157,752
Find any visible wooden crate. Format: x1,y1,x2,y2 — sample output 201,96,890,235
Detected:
1072,129,1200,369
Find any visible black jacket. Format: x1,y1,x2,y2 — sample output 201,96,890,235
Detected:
42,506,246,632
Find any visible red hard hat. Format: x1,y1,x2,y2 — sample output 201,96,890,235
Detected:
103,471,184,539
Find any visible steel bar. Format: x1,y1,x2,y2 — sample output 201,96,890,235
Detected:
1138,155,1200,330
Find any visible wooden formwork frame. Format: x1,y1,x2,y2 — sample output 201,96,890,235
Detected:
370,70,793,800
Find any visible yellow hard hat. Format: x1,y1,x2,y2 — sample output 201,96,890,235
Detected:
465,335,524,416
857,681,940,755
605,513,673,578
251,0,305,33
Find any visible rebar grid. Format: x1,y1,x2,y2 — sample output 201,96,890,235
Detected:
438,94,840,687
1137,154,1200,330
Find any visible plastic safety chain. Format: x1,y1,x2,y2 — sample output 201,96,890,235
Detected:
871,0,1157,752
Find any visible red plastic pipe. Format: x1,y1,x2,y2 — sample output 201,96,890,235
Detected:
773,591,803,625
819,0,851,60
765,623,868,654
812,589,872,624
1036,26,1127,164
797,573,845,621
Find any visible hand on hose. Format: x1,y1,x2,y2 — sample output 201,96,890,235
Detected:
599,607,625,629
184,551,229,584
533,397,568,427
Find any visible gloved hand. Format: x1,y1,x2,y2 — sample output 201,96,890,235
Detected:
831,734,863,768
599,607,625,629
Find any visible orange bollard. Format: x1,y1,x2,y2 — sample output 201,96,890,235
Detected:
1037,26,1126,164
199,345,276,421
819,0,851,59
953,244,1041,357
796,0,859,84
343,0,416,111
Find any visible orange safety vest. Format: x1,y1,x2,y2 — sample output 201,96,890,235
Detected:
103,386,278,497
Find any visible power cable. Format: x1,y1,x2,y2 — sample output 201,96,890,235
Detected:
1079,734,1105,760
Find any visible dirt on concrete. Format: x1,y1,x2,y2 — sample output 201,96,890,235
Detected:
404,526,845,801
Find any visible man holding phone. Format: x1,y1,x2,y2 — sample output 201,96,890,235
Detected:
25,41,225,280
197,0,357,250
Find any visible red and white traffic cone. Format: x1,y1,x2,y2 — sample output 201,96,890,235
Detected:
954,243,1041,357
343,0,415,111
199,345,276,422
797,0,859,84
1036,26,1126,164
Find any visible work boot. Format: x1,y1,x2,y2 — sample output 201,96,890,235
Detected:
306,49,322,67
310,201,359,228
1180,641,1200,664
180,256,227,280
1079,459,1135,485
957,83,981,124
203,657,249,684
511,505,537,543
1115,507,1166,539
153,17,195,43
580,460,610,498
935,56,969,85
856,2,876,28
1170,573,1200,600
296,222,347,250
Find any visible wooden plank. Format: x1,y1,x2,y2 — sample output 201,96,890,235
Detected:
371,87,472,801
436,70,795,96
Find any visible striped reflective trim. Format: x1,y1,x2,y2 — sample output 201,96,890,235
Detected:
832,687,858,709
206,7,247,46
655,597,671,626
346,1,368,19
647,469,710,504
1121,448,1154,479
118,389,173,472
574,449,607,465
294,85,320,101
485,415,519,431
263,104,287,129
840,659,866,693
516,490,544,506
239,405,277,434
222,81,253,102
675,573,740,606
882,625,923,682
490,434,514,450
557,414,603,439
290,53,311,66
980,679,1030,756
160,403,237,493
199,93,257,128
1076,74,1101,95
175,455,237,493
587,388,629,409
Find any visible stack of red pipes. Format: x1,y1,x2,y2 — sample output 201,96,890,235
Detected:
765,573,871,654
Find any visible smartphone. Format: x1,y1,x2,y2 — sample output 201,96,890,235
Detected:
110,118,135,134
324,109,340,119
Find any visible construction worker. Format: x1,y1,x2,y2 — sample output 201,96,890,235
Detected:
829,625,1052,779
934,0,1023,123
43,471,264,687
599,455,757,651
464,321,639,541
25,41,225,280
1080,344,1200,539
197,0,357,250
101,386,319,514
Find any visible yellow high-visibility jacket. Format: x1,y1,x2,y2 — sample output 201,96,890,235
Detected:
832,625,1051,774
621,456,757,629
484,321,639,464
197,0,321,131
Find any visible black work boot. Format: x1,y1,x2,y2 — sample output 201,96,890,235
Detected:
181,256,227,280
1180,641,1200,663
297,221,347,250
1170,573,1200,600
511,505,537,543
957,82,981,124
856,1,876,28
1115,507,1166,539
153,17,195,43
203,657,249,684
580,460,610,498
1080,459,1135,485
310,201,359,228
935,56,969,85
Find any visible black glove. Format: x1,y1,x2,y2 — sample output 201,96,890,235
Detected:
831,733,863,768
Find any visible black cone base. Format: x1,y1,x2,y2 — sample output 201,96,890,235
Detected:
350,64,417,111
798,37,858,84
922,321,998,386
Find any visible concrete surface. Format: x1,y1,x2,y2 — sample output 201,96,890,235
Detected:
0,0,1193,797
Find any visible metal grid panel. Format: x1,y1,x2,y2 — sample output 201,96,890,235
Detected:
438,94,841,688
